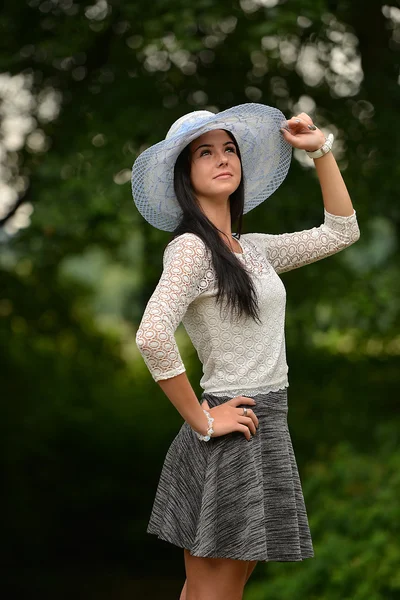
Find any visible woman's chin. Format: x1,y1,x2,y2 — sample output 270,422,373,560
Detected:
212,180,239,193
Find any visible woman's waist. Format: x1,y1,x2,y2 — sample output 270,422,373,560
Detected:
200,375,289,400
200,386,288,415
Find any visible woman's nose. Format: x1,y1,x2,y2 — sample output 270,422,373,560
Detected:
217,153,229,165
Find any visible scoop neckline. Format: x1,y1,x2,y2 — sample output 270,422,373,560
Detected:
232,235,244,256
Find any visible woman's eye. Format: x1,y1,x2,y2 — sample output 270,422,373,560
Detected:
199,146,235,157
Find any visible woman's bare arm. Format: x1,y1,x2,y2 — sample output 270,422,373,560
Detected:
281,112,355,217
157,372,209,435
313,150,354,216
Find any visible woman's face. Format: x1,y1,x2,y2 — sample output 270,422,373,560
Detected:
189,129,241,202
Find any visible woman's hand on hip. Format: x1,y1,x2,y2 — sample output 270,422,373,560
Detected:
200,396,259,441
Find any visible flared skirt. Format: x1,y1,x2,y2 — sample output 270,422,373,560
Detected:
147,388,314,562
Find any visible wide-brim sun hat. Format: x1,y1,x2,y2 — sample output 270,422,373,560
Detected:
131,102,292,232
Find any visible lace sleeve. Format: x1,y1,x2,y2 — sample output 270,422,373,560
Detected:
135,233,214,382
248,209,360,274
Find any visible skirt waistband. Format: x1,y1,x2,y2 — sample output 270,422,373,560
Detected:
200,389,288,415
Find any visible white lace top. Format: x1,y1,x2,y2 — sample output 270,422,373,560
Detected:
136,209,360,398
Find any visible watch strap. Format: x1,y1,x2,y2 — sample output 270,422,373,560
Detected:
306,133,335,159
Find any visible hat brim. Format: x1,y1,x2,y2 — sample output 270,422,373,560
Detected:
131,103,292,231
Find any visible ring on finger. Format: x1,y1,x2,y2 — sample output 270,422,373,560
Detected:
242,407,248,416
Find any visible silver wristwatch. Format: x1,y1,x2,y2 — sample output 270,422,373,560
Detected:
306,133,335,159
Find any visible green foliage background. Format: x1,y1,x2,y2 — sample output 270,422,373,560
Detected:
0,1,399,598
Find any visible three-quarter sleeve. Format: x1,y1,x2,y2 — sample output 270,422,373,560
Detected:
135,233,214,382
248,208,360,274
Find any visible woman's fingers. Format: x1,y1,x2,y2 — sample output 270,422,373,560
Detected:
298,111,314,125
286,114,316,137
228,395,256,407
236,423,252,441
280,125,325,151
237,415,257,435
280,127,304,148
288,113,314,127
229,397,259,435
236,407,259,428
206,395,262,440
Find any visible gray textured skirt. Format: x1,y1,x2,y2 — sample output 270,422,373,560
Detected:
147,388,314,562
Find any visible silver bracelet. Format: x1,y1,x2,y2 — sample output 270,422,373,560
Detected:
306,133,334,159
194,409,214,442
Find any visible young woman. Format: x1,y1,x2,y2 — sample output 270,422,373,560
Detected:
132,104,360,600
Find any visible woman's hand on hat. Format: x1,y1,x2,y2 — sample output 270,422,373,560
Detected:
200,396,259,441
280,112,326,152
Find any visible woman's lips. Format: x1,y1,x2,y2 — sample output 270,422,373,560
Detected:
214,174,232,179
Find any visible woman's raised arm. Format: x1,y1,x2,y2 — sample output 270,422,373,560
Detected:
247,208,360,274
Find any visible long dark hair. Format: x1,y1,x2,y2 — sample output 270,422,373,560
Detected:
170,130,261,324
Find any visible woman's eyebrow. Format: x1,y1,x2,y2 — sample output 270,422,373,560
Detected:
193,141,234,153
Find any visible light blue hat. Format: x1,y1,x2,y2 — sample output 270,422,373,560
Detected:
131,103,292,231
